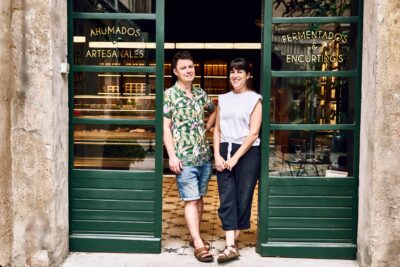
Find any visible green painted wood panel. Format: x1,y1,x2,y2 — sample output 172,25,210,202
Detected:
72,210,154,221
71,199,155,211
71,188,155,200
71,177,155,190
268,238,352,243
269,186,353,196
260,243,356,259
71,220,155,232
268,228,353,239
269,196,353,207
268,207,353,218
269,218,353,228
69,235,161,253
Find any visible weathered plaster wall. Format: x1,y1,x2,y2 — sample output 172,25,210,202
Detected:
9,0,69,266
358,0,400,267
0,0,13,266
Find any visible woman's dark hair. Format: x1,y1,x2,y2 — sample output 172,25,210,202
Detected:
172,50,193,69
229,57,252,74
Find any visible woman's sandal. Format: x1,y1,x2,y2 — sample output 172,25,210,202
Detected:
189,239,211,250
217,245,240,263
194,246,214,262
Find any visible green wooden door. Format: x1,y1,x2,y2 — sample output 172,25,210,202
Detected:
258,0,363,259
67,0,164,253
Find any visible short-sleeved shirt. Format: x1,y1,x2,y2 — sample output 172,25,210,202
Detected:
163,82,215,166
218,90,262,148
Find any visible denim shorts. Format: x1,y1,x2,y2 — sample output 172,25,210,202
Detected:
176,161,212,201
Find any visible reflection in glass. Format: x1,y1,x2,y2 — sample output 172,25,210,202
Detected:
73,72,156,119
270,77,355,124
74,19,156,66
73,0,155,13
74,125,155,171
268,130,353,177
272,23,358,71
272,0,358,17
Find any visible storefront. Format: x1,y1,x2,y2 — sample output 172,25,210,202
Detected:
66,0,363,259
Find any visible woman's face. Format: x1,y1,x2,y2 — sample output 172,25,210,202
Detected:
229,68,250,91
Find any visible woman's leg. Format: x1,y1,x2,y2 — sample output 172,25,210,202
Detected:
235,146,260,230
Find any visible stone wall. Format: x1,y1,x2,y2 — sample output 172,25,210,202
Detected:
358,0,400,267
1,0,69,266
0,0,13,266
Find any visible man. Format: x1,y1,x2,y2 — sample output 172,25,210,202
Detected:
163,51,216,262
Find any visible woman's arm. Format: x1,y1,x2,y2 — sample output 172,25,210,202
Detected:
224,100,262,171
206,109,217,131
213,107,225,172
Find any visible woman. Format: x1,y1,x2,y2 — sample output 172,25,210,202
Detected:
213,58,262,263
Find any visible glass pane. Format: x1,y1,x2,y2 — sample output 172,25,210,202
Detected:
269,130,354,177
272,23,358,71
73,0,155,13
272,0,358,17
74,125,155,171
74,72,156,119
74,19,155,65
204,60,228,95
271,77,355,124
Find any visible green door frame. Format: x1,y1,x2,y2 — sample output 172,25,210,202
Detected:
67,0,164,253
258,0,363,259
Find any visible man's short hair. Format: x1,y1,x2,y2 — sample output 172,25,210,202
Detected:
172,50,193,69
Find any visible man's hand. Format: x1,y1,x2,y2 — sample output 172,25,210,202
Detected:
169,156,182,174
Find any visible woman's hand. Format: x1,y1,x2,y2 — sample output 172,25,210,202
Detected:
214,155,226,172
224,156,239,171
169,156,182,174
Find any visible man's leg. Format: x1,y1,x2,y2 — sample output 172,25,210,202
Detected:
185,199,206,248
197,196,203,228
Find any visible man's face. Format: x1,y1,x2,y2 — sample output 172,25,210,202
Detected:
173,59,195,83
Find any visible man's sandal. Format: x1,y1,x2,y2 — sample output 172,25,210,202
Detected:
194,246,214,262
217,245,240,263
189,239,211,250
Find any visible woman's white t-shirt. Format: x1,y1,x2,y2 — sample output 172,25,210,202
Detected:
218,90,262,158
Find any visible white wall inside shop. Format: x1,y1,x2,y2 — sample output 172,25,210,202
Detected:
0,0,69,266
358,0,400,266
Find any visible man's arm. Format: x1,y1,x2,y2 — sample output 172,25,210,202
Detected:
163,117,182,174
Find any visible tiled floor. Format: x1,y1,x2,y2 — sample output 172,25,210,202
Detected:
162,175,258,255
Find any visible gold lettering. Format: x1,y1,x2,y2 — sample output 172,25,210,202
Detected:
342,34,348,43
306,31,311,39
311,31,317,39
334,33,342,42
107,26,115,35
